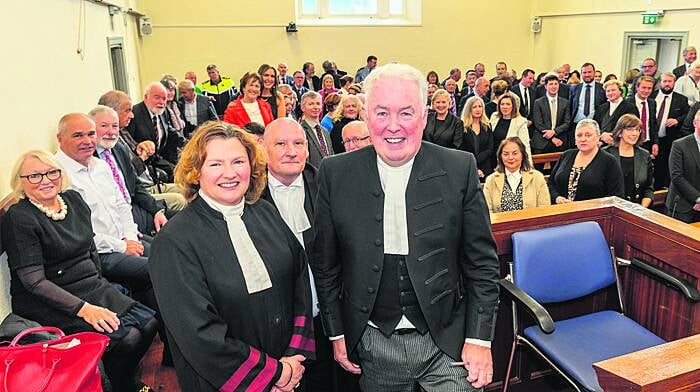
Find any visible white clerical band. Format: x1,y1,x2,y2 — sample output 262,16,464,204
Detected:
199,191,273,294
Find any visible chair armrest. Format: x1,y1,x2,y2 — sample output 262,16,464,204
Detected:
499,278,555,334
617,257,700,303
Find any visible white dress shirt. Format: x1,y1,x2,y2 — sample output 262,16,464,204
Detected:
655,92,672,138
184,99,198,125
55,150,138,253
267,174,319,316
608,97,622,116
674,75,700,106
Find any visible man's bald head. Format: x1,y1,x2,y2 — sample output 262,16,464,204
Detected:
341,120,371,152
57,113,97,166
264,118,309,185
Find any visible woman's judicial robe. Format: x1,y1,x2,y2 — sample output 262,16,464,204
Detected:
149,196,315,391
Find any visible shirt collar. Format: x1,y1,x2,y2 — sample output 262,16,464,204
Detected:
56,149,94,172
268,172,304,189
304,118,320,127
376,155,415,173
547,94,557,100
610,97,622,104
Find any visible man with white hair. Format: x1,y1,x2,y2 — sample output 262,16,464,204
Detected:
311,64,499,391
126,82,186,181
177,79,217,137
674,59,700,106
673,46,697,79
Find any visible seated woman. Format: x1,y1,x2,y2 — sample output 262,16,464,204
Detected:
459,96,494,179
319,74,339,115
258,64,286,119
1,150,157,392
423,89,464,149
277,83,298,120
321,92,341,131
149,122,314,392
330,94,364,153
548,119,624,204
161,78,186,137
223,72,274,127
485,79,516,118
426,70,439,86
603,114,655,207
489,94,532,166
483,137,550,212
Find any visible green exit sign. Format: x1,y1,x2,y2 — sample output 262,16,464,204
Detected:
643,15,658,24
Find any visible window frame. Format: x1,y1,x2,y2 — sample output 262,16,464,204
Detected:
296,0,421,27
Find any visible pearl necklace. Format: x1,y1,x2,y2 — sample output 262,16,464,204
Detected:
28,195,68,221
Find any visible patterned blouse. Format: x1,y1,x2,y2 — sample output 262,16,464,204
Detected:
500,177,524,212
567,166,585,201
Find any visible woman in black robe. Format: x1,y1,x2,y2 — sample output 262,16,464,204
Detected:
149,122,314,392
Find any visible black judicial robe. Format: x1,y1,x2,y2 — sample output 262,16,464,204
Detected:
149,196,315,392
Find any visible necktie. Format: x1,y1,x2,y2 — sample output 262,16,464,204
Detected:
450,94,457,115
523,87,530,113
315,125,330,156
102,149,130,204
583,84,592,116
656,96,668,137
550,98,557,129
151,115,162,147
640,101,648,141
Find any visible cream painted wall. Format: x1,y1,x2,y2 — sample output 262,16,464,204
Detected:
136,0,535,89
531,0,699,77
0,0,143,197
0,0,143,318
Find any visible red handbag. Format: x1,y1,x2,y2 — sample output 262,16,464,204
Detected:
0,326,109,392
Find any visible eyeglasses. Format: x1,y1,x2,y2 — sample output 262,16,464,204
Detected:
342,135,370,145
623,127,642,133
19,169,62,184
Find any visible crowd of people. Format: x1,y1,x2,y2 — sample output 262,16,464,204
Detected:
1,48,699,392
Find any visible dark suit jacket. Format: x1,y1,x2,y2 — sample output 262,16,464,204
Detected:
177,95,217,138
548,148,624,203
126,102,186,177
260,165,318,250
301,120,334,169
535,82,570,100
532,95,572,150
110,140,163,214
456,93,489,119
603,145,654,203
681,102,700,137
624,97,659,145
592,100,640,133
569,82,606,121
422,111,464,149
304,76,321,91
511,84,535,119
673,64,689,80
666,134,700,213
310,142,500,360
650,91,690,140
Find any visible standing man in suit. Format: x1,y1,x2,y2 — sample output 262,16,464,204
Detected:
90,106,168,235
673,46,697,80
310,63,499,391
277,62,294,85
261,118,360,392
595,79,640,144
177,79,217,138
511,69,536,127
126,82,186,181
457,77,490,118
569,63,606,126
674,60,700,106
626,76,659,157
652,72,690,188
532,74,571,154
629,58,660,98
291,71,310,118
666,110,700,223
303,62,322,91
460,70,477,97
300,91,334,168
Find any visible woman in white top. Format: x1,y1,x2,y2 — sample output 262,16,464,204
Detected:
489,93,532,165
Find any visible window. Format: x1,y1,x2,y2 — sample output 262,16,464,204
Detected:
297,0,420,26
107,37,129,95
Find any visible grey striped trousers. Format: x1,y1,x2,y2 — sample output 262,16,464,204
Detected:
355,326,480,392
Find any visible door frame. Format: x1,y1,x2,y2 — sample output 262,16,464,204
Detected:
621,31,688,76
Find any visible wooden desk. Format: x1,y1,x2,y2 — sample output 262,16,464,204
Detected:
691,222,700,229
593,334,700,391
488,197,700,390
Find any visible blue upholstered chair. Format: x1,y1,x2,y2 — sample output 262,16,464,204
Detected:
501,221,669,392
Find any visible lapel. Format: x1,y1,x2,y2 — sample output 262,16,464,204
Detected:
684,135,700,172
303,120,323,154
556,97,566,122
302,164,318,222
404,144,447,239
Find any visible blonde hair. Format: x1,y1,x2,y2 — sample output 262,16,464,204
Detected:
331,95,364,122
431,88,450,107
9,150,72,199
175,121,267,203
321,74,335,89
461,96,490,130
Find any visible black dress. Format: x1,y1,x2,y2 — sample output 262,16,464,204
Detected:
261,93,279,119
330,116,355,153
422,111,464,149
1,190,153,341
149,196,315,391
547,148,625,203
460,125,494,177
